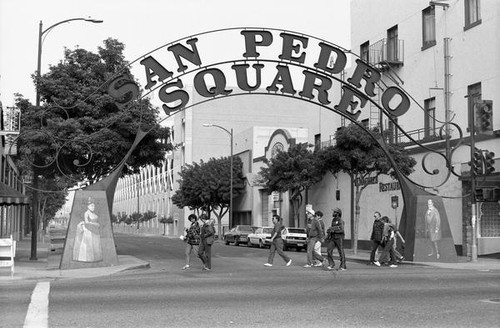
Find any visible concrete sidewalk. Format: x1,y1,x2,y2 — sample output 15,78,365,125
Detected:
0,238,149,282
1,236,499,282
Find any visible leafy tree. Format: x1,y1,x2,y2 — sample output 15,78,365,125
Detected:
316,124,416,254
37,178,68,231
258,143,323,227
16,38,172,188
141,210,157,223
130,212,143,229
172,156,246,238
159,215,173,235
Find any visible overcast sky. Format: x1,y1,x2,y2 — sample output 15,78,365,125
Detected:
0,0,351,107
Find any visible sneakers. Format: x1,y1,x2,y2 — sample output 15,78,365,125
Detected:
327,265,335,270
339,267,347,271
264,263,273,267
373,261,381,267
303,264,312,268
181,265,190,270
313,262,323,267
286,259,292,267
203,266,211,271
389,264,398,268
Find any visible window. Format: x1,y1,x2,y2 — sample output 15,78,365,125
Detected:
467,83,481,131
387,25,399,62
424,98,436,137
465,0,481,30
360,41,369,63
422,6,436,50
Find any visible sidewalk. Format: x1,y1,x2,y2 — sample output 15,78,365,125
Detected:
1,237,499,281
0,238,149,282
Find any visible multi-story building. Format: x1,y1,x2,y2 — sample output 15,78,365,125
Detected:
0,102,30,240
343,0,500,256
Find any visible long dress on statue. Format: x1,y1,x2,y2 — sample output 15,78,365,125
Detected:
73,209,103,262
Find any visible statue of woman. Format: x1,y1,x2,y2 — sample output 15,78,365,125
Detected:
73,200,103,262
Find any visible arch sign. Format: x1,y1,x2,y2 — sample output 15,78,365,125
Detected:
102,28,458,265
110,28,409,121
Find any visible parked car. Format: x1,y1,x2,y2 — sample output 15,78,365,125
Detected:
282,227,307,251
247,227,273,248
224,225,256,246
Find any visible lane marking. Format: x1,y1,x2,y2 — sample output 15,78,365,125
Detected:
24,281,50,328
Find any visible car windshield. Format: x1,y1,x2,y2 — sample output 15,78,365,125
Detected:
238,226,254,232
287,228,306,233
263,228,273,234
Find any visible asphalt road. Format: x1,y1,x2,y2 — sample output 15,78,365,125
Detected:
2,233,499,328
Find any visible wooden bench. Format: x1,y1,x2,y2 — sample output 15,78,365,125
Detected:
0,235,16,275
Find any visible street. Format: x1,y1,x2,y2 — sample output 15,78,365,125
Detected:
2,233,499,328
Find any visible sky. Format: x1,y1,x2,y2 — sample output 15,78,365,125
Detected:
0,0,351,108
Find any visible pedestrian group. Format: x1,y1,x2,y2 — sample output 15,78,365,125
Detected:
180,206,405,271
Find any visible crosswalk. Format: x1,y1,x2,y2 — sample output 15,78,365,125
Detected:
23,281,50,328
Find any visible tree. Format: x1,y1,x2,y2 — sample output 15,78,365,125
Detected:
15,38,172,188
172,156,246,238
36,178,68,231
316,124,416,254
258,143,323,227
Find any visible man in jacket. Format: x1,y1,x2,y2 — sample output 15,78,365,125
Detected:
325,208,346,270
198,214,215,271
304,207,325,268
368,211,385,266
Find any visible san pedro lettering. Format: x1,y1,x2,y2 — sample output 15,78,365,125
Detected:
137,30,410,118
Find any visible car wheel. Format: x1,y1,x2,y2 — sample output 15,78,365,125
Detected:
225,238,229,245
259,240,264,248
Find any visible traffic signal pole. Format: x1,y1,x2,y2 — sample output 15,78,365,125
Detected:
469,103,478,262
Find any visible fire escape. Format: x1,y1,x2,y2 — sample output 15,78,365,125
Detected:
368,38,405,142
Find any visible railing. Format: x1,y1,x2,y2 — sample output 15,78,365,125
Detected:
369,38,404,68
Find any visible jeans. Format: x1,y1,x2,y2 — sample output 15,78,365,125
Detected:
326,236,346,268
267,238,290,264
185,243,199,265
378,238,396,265
198,241,212,269
306,237,324,265
370,240,382,263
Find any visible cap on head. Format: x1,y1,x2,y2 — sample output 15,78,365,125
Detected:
333,208,342,216
306,208,315,216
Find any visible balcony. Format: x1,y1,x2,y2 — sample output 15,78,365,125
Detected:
369,38,404,71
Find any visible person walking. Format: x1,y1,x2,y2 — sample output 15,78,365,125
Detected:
325,208,346,270
368,211,385,267
304,207,325,268
264,215,292,267
378,216,398,268
181,214,201,270
198,214,215,271
313,211,326,267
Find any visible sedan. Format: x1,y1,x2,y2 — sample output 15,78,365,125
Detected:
282,227,307,251
224,225,255,246
247,227,273,248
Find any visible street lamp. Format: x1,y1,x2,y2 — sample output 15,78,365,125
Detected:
30,17,103,260
203,123,234,230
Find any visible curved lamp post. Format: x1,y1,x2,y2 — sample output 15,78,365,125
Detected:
203,123,234,230
30,18,103,260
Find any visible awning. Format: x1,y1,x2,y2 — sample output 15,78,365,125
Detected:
0,182,30,206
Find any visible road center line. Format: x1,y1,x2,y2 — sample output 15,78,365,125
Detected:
24,281,50,328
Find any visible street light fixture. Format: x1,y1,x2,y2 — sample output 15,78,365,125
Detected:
203,123,234,230
30,17,103,260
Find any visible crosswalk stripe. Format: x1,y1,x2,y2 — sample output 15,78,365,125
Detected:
24,281,50,328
